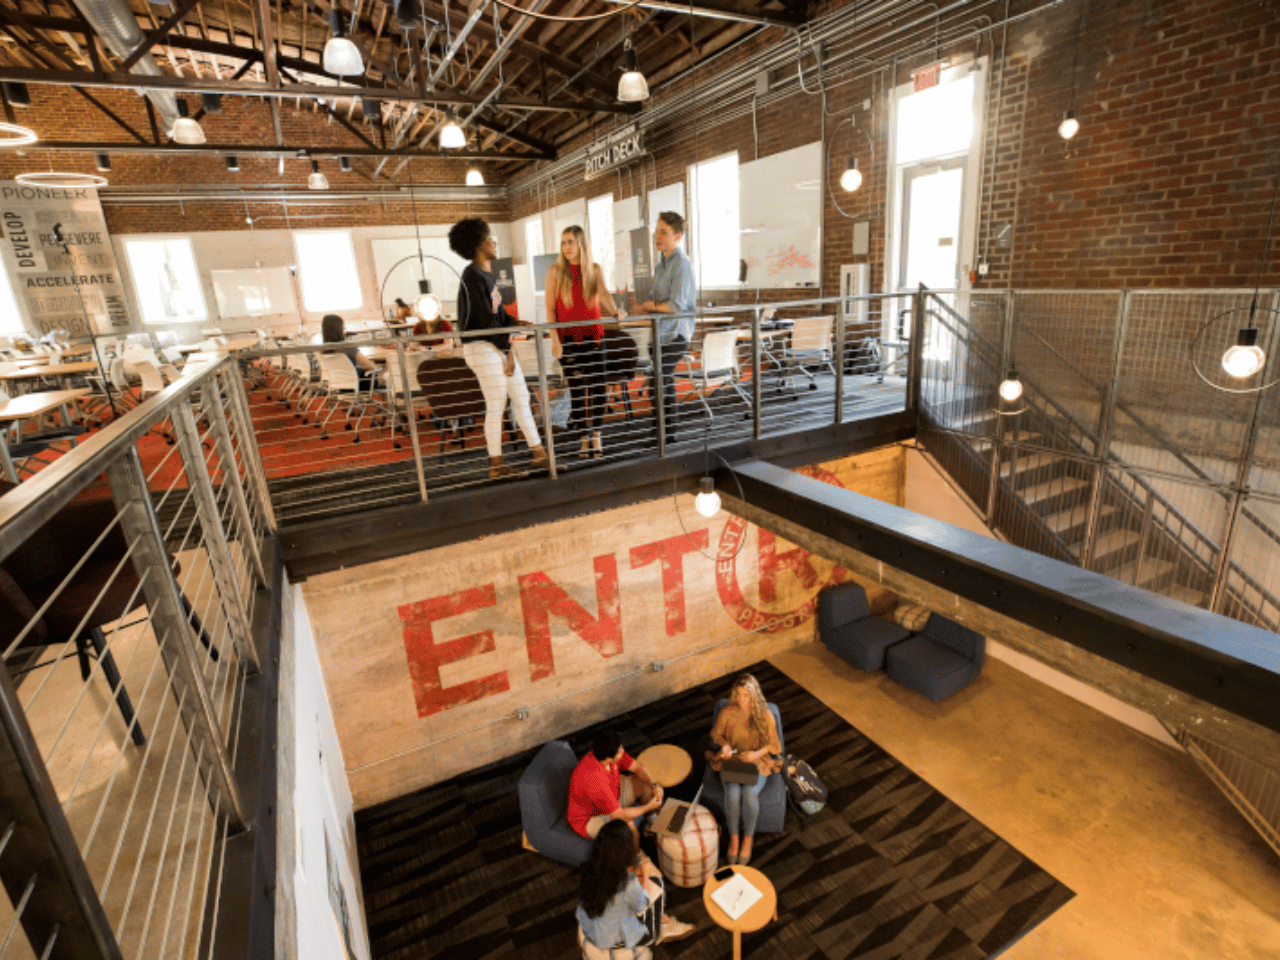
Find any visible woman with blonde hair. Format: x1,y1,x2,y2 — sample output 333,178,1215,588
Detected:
706,673,781,866
545,225,626,459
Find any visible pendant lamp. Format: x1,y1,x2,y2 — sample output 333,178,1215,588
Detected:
170,99,205,145
323,9,365,77
618,38,649,102
440,112,466,149
308,159,329,190
465,168,484,186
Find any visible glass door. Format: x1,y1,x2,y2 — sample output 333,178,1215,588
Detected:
898,158,966,292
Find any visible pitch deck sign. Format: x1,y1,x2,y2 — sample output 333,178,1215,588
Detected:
584,125,644,180
0,181,132,336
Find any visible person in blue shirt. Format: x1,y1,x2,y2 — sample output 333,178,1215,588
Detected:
624,211,696,444
576,820,694,956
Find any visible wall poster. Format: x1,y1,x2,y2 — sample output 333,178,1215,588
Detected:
0,181,133,336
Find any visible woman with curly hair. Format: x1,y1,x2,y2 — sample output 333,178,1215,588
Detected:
576,820,693,957
447,216,548,480
706,673,782,866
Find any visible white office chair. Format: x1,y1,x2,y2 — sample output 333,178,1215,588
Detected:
315,353,379,441
781,315,837,390
695,329,753,418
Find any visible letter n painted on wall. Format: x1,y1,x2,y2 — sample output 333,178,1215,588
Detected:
398,584,510,718
519,555,622,681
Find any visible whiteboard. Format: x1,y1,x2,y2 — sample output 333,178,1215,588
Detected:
739,142,822,289
647,182,685,226
210,267,297,318
371,237,469,313
612,196,642,290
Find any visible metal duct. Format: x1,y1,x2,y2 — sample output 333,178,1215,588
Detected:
70,0,180,133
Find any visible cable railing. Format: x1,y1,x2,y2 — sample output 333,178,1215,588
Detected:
917,287,1280,630
0,356,273,960
234,293,914,524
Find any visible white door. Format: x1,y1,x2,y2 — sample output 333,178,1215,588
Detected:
898,158,966,291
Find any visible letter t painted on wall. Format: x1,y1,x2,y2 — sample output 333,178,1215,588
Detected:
629,530,709,637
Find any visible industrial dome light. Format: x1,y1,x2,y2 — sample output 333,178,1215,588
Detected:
694,476,721,518
308,159,329,190
617,38,649,102
170,99,205,145
840,158,863,192
1222,327,1266,378
323,9,365,76
1058,109,1080,140
465,168,485,186
439,113,466,149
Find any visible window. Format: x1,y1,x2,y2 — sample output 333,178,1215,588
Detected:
124,237,208,325
895,74,975,165
688,152,740,288
588,194,615,289
294,230,362,312
0,262,26,335
524,217,545,260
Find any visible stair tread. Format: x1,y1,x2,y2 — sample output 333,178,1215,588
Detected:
1046,503,1116,534
1108,557,1177,588
1090,528,1142,556
1000,452,1063,476
1166,585,1208,608
969,431,1041,450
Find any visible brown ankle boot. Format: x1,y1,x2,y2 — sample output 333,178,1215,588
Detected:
529,445,550,472
489,456,522,479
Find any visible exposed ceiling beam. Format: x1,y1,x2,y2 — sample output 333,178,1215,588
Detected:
425,0,488,91
20,139,552,160
0,65,639,112
596,0,803,27
119,0,205,72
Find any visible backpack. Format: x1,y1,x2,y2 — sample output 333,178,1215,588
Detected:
783,754,827,815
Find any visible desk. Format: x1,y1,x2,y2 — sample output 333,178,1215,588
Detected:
702,865,777,960
0,361,99,394
0,388,90,481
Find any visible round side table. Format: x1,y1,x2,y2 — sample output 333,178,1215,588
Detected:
703,865,778,960
636,743,692,787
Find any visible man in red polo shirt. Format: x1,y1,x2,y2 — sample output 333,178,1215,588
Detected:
568,730,664,839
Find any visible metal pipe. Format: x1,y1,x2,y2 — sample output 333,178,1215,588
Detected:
69,0,180,131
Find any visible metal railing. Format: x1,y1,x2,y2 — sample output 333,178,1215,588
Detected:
233,293,915,524
917,287,1280,630
0,356,273,960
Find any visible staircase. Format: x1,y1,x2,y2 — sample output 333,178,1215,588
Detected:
913,289,1280,859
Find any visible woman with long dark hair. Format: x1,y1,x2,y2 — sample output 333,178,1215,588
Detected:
320,313,379,393
545,225,625,459
706,673,781,866
576,820,693,955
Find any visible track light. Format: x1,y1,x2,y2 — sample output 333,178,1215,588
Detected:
362,98,381,125
201,92,223,114
324,9,365,77
226,155,240,172
840,158,862,192
339,156,352,172
415,279,441,321
465,168,484,186
393,0,423,29
95,153,111,171
1058,109,1079,140
439,112,466,149
618,38,649,102
1222,326,1266,378
308,159,329,190
694,476,721,518
2,82,30,107
998,370,1023,402
170,99,205,145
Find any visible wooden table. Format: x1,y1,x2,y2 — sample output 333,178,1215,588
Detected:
636,744,692,788
703,865,778,960
0,388,90,482
0,360,99,394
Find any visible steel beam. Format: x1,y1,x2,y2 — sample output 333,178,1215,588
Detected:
21,139,553,160
723,458,1280,736
596,0,804,27
120,0,205,72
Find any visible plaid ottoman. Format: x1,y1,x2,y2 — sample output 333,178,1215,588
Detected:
657,806,719,887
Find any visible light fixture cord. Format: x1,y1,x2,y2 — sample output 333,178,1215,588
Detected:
404,100,428,280
490,0,640,22
1067,0,1086,109
1248,158,1280,323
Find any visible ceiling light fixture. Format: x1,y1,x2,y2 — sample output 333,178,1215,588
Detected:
840,158,862,192
1059,0,1086,140
95,153,111,171
0,121,38,146
1221,326,1266,378
201,92,223,114
1058,109,1080,140
415,279,441,320
226,155,240,172
308,159,329,190
439,112,466,149
339,156,352,172
2,82,30,108
465,168,484,186
14,171,108,188
170,99,205,145
323,9,365,77
617,37,649,102
694,476,721,518
998,370,1024,402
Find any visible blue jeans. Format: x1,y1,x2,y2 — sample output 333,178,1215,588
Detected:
722,772,767,838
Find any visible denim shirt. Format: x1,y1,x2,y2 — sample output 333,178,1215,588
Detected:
576,876,649,949
650,246,696,344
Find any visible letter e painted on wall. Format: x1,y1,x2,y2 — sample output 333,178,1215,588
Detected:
398,584,511,718
519,554,623,682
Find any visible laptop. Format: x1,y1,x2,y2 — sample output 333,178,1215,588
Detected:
719,759,760,785
651,783,704,839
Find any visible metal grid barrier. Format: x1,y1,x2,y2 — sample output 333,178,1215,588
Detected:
0,356,272,960
238,295,912,525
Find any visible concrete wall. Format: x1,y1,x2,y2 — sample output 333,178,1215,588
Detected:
275,578,371,960
904,444,1180,749
300,446,905,809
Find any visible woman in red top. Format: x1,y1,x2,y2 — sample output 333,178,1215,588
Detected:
546,226,626,458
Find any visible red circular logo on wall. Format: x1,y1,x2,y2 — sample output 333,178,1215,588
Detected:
715,465,850,633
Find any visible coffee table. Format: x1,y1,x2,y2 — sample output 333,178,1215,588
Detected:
636,744,692,787
703,865,777,960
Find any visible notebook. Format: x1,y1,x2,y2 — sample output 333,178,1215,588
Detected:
651,783,704,839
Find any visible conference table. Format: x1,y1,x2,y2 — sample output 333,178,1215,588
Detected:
0,387,90,482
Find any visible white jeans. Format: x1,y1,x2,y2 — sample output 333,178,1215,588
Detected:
462,339,542,458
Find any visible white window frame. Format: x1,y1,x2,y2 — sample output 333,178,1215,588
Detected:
523,216,546,261
688,151,741,290
883,58,988,296
124,235,209,325
0,261,27,336
293,229,363,313
587,193,616,290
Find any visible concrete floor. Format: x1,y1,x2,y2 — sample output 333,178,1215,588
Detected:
770,641,1280,960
